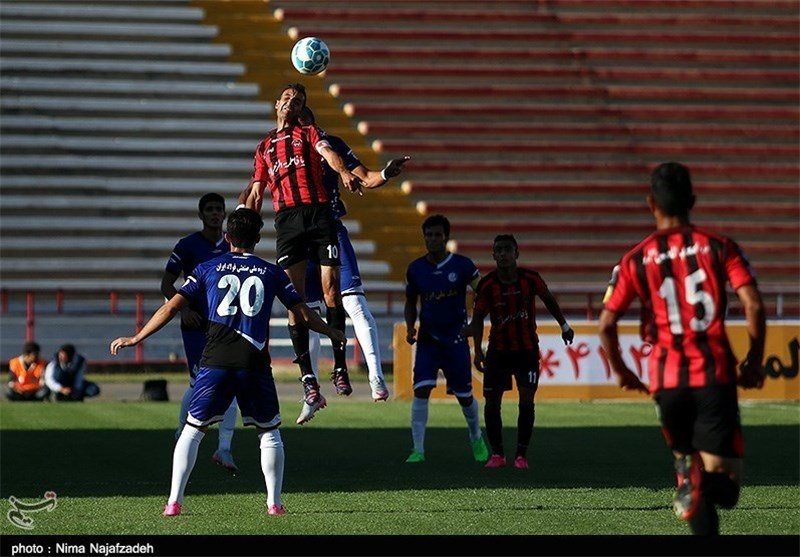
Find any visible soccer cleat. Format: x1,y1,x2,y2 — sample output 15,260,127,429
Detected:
484,454,507,469
212,449,239,474
673,454,703,520
471,437,489,462
330,367,353,396
513,456,529,470
162,502,182,517
369,377,390,402
267,504,287,516
405,450,425,463
296,376,327,425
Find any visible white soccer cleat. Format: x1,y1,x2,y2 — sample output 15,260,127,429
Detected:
369,377,390,402
296,394,327,425
212,449,239,474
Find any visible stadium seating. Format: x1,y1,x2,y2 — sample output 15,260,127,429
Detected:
0,0,393,293
268,0,798,296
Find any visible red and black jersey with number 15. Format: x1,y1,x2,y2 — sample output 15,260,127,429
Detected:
252,124,331,213
604,225,757,392
473,268,549,352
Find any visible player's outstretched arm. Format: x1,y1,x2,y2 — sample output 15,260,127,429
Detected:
319,146,364,194
352,156,412,190
110,294,188,355
736,284,767,389
598,308,649,394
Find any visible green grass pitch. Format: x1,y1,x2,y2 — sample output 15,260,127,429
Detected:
1,399,798,536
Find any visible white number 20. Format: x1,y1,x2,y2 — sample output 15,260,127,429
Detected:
658,269,715,335
216,274,265,317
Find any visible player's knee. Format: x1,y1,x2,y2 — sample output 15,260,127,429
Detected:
413,387,433,399
484,396,502,412
258,427,283,449
456,395,473,407
703,472,740,509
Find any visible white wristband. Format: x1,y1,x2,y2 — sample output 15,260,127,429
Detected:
380,168,388,181
561,322,571,333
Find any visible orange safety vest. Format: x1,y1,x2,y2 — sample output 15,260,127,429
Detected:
8,356,46,394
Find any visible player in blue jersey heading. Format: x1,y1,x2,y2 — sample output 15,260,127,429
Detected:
404,214,489,463
298,107,410,411
160,193,239,473
112,209,345,517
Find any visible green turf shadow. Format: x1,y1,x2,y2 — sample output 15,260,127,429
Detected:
1,425,796,499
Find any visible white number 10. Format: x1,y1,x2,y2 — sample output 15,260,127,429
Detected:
658,269,714,335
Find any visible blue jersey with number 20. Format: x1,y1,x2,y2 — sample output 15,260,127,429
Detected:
180,252,302,370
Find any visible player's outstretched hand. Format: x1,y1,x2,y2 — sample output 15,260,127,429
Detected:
617,368,649,395
406,328,416,346
562,327,575,345
383,156,411,178
110,337,137,355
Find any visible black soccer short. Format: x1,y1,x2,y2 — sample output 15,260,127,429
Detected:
654,385,744,458
274,204,341,269
483,349,540,396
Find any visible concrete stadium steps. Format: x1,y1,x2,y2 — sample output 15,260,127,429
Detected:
330,83,800,105
402,180,798,203
327,46,799,70
0,0,396,293
417,200,799,222
345,103,799,124
362,122,798,143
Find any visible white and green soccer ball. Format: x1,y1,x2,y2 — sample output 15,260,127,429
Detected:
291,37,330,75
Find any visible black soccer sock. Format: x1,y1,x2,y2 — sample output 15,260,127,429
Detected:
288,323,313,378
516,402,535,458
702,472,740,509
326,305,347,370
484,396,504,456
688,497,719,535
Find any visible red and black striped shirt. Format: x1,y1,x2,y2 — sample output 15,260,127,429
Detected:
252,124,331,213
604,225,757,392
472,268,549,352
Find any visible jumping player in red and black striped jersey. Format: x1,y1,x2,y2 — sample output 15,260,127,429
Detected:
240,84,363,424
462,234,574,470
599,162,766,535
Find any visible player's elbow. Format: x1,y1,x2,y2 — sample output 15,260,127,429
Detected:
597,310,618,339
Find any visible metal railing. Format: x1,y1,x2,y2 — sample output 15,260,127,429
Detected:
2,284,797,364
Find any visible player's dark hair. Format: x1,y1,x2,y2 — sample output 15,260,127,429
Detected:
227,208,263,250
285,83,307,107
650,162,695,217
299,106,316,125
59,344,76,360
198,192,225,212
422,214,450,238
493,234,518,249
22,341,40,355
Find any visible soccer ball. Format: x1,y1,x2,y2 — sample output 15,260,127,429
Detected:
291,37,330,75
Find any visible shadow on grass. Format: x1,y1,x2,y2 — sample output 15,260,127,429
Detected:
1,425,797,499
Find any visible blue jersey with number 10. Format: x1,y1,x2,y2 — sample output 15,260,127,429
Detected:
179,252,302,370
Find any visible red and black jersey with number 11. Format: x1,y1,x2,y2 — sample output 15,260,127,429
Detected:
604,225,757,392
473,268,549,352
